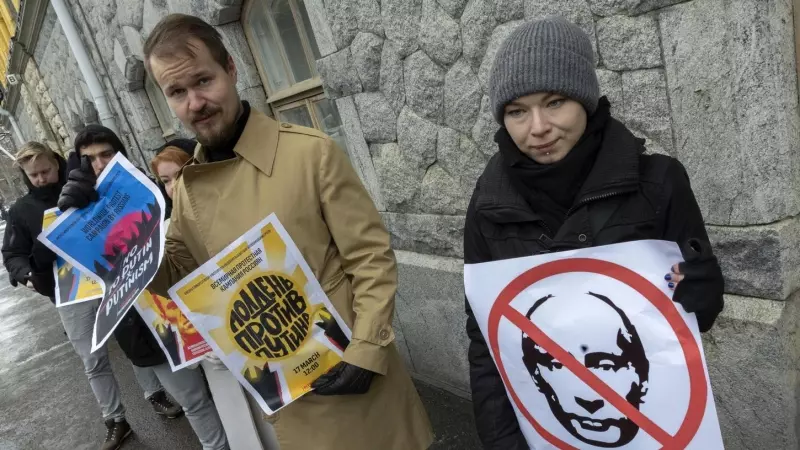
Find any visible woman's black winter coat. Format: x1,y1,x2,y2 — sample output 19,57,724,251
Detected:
464,117,724,449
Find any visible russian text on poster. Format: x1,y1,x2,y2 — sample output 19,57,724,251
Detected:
169,213,352,414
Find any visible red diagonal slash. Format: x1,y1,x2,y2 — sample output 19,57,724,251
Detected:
486,258,708,449
502,304,673,446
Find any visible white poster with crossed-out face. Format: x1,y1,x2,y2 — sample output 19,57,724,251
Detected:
464,240,723,450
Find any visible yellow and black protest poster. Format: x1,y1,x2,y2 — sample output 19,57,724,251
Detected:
169,214,351,414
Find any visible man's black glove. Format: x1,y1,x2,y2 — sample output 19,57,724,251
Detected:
673,238,724,331
58,156,98,211
311,361,376,395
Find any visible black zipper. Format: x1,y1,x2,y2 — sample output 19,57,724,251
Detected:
565,190,628,218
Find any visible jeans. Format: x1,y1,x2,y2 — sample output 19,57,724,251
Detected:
130,363,164,398
133,364,229,450
57,299,126,421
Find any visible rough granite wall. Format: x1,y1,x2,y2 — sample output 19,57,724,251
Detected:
31,4,87,150
13,98,38,146
312,0,800,275
305,0,800,448
313,0,685,256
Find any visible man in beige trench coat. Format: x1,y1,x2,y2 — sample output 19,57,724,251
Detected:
58,13,433,450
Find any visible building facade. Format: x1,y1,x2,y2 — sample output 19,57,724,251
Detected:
0,0,20,88
4,0,800,448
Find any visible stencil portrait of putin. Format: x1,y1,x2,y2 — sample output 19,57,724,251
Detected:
521,292,650,448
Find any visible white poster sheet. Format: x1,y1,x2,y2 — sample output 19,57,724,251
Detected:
464,240,723,450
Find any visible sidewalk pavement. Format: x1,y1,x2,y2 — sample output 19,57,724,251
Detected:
0,252,481,449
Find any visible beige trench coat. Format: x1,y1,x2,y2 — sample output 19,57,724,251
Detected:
150,108,433,450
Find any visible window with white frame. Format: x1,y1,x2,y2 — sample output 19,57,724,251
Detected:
243,0,348,152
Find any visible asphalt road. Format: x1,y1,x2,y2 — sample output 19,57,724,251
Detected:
0,225,481,450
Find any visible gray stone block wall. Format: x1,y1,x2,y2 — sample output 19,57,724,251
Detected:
315,0,715,255
305,0,800,447
13,101,38,148
307,0,800,298
28,5,84,150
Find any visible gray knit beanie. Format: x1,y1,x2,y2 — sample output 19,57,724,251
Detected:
489,16,599,124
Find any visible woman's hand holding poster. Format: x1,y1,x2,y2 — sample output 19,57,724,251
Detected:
134,289,212,371
464,240,723,449
38,153,166,352
168,214,352,414
42,208,103,307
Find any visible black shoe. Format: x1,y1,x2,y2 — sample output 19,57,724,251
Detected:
100,419,131,450
147,390,183,419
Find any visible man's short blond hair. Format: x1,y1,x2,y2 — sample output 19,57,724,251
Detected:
15,142,58,167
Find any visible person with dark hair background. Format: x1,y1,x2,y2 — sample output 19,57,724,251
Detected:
62,127,228,450
2,140,166,450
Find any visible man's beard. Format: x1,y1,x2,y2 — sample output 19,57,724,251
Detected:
195,124,237,148
191,107,236,148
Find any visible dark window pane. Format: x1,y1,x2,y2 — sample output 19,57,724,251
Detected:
312,98,347,152
296,0,321,61
271,0,313,83
247,3,291,92
279,104,314,128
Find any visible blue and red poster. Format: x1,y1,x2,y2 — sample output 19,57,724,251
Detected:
39,153,166,351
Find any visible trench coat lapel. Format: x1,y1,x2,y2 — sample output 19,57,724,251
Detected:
191,109,279,178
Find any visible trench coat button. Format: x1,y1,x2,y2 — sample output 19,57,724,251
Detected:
379,329,390,340
578,234,587,242
281,123,292,128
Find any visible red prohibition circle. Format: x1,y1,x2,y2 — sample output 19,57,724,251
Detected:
487,258,707,449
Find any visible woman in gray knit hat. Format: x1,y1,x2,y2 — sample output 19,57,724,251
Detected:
464,16,724,449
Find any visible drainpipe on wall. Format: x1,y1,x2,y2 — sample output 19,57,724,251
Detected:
49,0,118,134
0,107,26,147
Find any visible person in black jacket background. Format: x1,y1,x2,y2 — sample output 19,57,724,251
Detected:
464,17,724,449
2,142,66,298
1,141,159,450
64,126,228,450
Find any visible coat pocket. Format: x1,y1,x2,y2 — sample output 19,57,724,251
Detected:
478,220,551,258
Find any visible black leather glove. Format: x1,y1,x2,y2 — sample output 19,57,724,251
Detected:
673,238,724,331
58,156,98,211
311,361,376,395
